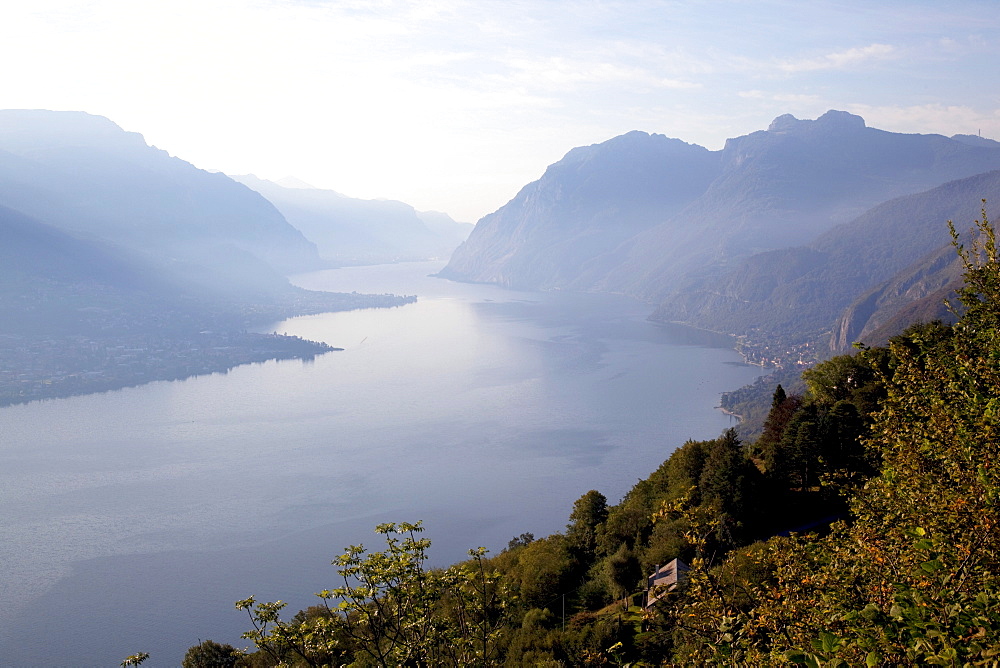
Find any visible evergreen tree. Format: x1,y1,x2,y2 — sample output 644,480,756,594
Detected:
755,386,803,472
698,428,762,545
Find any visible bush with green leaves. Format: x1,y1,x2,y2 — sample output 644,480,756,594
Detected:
237,521,512,667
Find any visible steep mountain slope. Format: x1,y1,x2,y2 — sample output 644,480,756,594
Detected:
0,110,323,278
0,202,247,335
0,203,187,335
0,201,324,335
438,131,721,289
830,243,963,350
441,112,1000,301
598,112,1000,298
417,210,473,250
0,203,153,288
0,111,425,406
652,170,1000,348
231,175,471,264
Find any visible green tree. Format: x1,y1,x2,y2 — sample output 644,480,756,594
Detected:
182,640,242,668
816,399,868,477
698,428,762,545
664,439,710,506
801,347,889,419
662,205,1000,665
238,522,512,667
566,490,608,562
599,456,680,556
752,384,802,466
768,408,820,490
602,543,641,606
499,534,575,611
505,532,534,551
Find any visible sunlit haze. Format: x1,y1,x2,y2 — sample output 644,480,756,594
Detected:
3,0,997,221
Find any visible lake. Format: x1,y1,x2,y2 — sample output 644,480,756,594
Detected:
0,261,761,666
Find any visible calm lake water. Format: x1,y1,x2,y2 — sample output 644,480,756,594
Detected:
0,261,760,666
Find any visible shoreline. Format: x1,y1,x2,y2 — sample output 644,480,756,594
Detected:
717,405,745,422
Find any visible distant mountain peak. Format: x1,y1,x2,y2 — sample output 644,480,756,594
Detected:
0,111,324,279
767,113,800,132
817,109,866,129
443,111,1000,315
767,109,866,133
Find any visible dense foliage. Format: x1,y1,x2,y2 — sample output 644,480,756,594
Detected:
148,206,1000,665
656,206,1000,665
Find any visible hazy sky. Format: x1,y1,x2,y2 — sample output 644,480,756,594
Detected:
3,0,998,222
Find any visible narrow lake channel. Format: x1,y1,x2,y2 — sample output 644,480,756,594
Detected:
0,261,761,665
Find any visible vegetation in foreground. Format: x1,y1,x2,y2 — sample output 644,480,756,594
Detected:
131,207,1000,666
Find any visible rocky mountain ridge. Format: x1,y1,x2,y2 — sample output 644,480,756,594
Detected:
0,110,323,286
438,130,720,288
441,111,1000,360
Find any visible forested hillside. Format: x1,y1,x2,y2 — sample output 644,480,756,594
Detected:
657,171,1000,356
160,209,1000,666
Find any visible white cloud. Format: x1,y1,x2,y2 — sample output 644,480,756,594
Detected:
3,0,999,221
777,43,895,73
496,55,700,93
738,90,822,104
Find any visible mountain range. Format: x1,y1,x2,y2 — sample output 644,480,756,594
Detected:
231,174,471,265
656,170,1000,349
0,110,469,304
441,111,1000,359
5,106,1000,376
0,110,325,293
0,110,427,403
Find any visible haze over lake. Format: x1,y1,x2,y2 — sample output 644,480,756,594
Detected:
0,261,760,666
